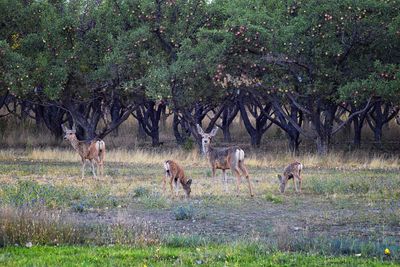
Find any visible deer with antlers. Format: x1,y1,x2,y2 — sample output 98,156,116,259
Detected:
277,161,303,193
163,160,193,198
62,124,105,179
196,124,254,197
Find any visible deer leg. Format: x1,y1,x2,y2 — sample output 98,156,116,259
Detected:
90,159,97,178
233,167,241,197
93,157,101,177
222,169,228,192
292,177,297,192
99,150,105,176
81,159,86,179
169,177,174,197
239,163,253,197
296,174,302,193
211,166,216,179
174,179,179,197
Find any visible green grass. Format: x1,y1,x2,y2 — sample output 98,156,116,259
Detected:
0,245,398,267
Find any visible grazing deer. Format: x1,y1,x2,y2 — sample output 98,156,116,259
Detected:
62,124,105,179
163,160,192,198
277,161,303,193
196,124,254,197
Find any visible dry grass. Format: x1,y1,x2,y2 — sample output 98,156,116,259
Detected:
0,206,161,247
0,147,397,171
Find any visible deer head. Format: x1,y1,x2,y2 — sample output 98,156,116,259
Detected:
196,124,218,155
61,124,77,141
277,175,286,193
182,178,193,197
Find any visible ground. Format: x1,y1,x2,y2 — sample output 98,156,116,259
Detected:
0,149,399,264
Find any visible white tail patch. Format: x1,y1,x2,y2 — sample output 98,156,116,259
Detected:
235,149,245,161
164,161,170,172
298,163,303,171
96,140,105,152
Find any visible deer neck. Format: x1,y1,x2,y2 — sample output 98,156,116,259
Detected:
203,143,214,158
68,136,85,155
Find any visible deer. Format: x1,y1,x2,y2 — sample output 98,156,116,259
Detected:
163,160,193,198
277,161,303,193
196,124,254,197
62,124,105,179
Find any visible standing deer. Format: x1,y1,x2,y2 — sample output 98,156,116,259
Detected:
277,161,303,193
163,160,193,198
62,124,105,179
196,124,254,197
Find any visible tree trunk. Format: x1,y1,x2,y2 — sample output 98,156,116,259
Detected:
287,131,300,155
173,113,191,145
221,105,238,142
353,119,362,149
137,123,147,141
316,136,329,155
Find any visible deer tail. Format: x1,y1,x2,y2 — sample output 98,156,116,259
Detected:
236,149,245,162
96,140,105,152
164,160,171,176
298,162,303,171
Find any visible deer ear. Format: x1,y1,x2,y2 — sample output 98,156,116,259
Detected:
72,122,77,132
61,124,67,132
196,124,204,136
210,126,218,137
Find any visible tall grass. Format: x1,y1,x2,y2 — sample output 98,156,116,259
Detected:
0,207,160,247
0,147,398,171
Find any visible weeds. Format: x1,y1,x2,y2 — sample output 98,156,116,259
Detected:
138,192,170,209
174,205,194,220
133,186,150,197
164,234,209,247
0,207,160,247
264,193,284,204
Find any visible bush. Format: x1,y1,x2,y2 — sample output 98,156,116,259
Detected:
139,192,170,209
133,186,150,197
174,205,194,220
0,180,85,208
164,234,209,247
264,193,284,204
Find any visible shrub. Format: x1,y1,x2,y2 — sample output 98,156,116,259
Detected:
139,192,170,209
264,193,284,204
133,186,150,197
164,234,208,247
174,205,194,220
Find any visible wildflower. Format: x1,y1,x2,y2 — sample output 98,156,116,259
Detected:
384,248,390,256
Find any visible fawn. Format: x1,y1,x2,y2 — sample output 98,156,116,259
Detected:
196,124,254,197
277,161,303,193
62,124,105,179
163,160,193,198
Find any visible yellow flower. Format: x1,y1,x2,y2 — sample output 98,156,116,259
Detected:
384,248,390,256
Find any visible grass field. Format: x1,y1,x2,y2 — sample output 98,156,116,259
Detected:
0,148,399,265
1,245,398,266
